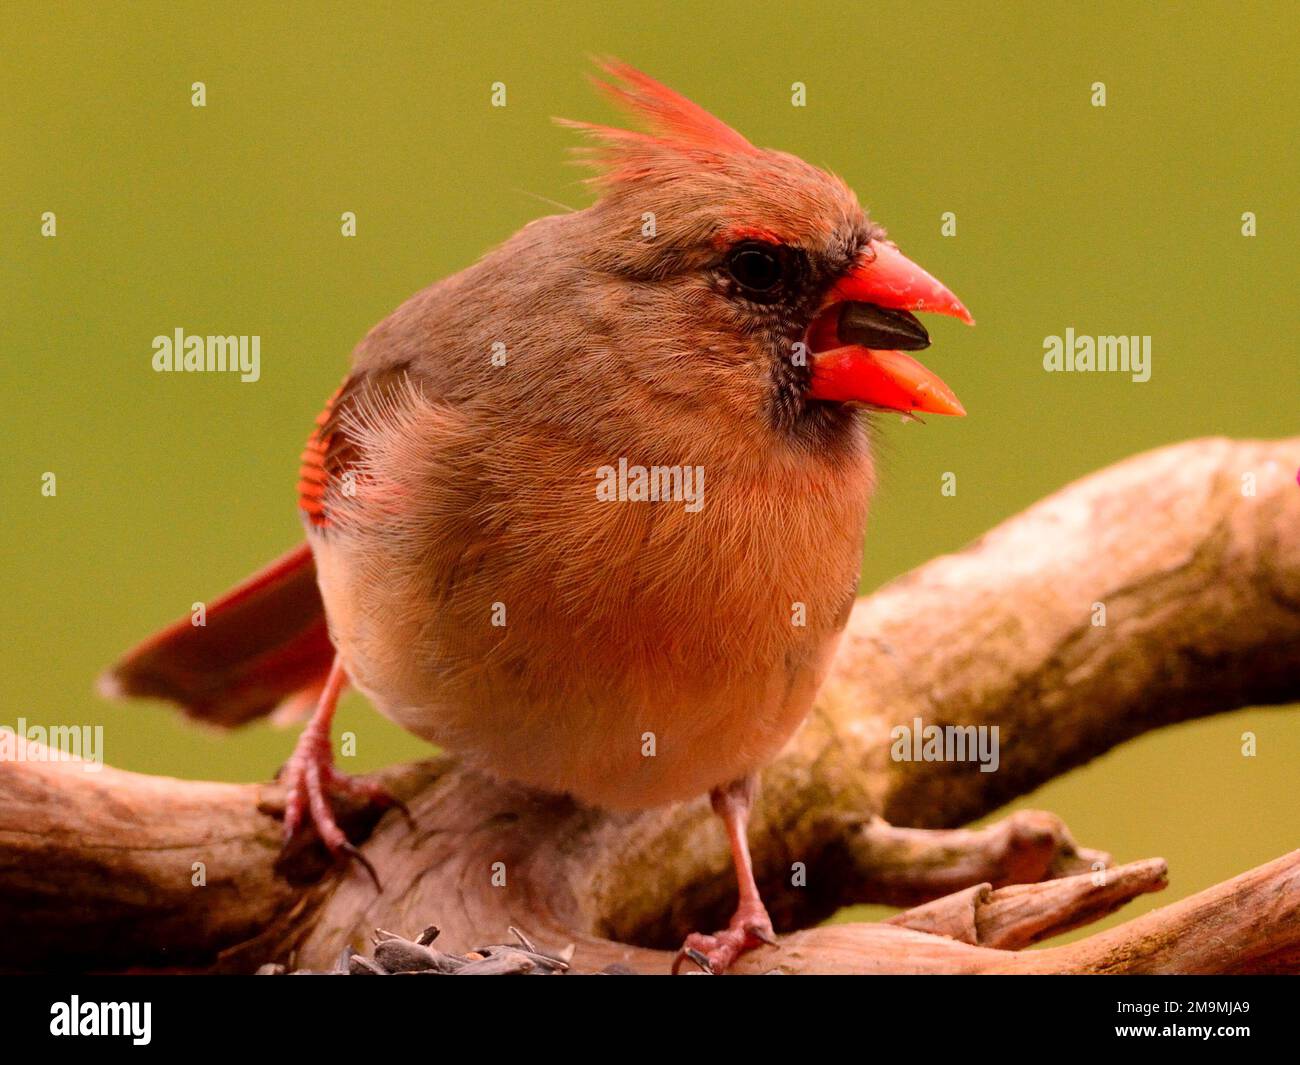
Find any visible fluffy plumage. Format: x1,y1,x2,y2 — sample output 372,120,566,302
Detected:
107,62,972,970
307,63,880,807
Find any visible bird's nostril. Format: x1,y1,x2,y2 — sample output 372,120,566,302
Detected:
837,303,932,351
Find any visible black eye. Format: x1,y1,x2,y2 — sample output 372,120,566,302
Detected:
725,241,785,296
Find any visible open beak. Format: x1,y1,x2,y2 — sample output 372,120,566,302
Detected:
804,240,973,416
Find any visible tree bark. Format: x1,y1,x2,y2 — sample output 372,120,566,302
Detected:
1,435,1297,974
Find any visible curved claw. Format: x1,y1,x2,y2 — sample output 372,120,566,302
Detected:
389,794,416,830
671,946,716,975
279,733,394,892
339,841,382,892
672,912,777,975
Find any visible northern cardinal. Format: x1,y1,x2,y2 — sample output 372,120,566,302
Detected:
104,61,971,974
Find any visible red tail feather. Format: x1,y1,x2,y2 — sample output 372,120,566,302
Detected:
101,543,333,727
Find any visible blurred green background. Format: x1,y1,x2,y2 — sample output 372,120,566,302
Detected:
3,1,1295,939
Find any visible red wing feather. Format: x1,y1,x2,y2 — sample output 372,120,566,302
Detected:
298,380,346,528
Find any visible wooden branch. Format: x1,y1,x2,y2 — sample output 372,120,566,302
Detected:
729,849,1299,975
887,858,1168,949
845,811,1110,907
1,435,1297,974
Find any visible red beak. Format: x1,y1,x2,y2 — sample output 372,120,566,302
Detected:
805,240,973,416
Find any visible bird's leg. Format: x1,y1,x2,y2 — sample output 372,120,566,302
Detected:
673,775,777,974
279,656,401,888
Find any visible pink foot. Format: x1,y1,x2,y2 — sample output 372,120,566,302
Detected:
672,900,778,975
280,724,402,890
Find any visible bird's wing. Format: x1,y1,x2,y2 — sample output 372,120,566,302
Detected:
297,364,420,531
101,365,420,726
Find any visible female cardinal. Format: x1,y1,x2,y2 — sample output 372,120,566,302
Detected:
104,61,972,974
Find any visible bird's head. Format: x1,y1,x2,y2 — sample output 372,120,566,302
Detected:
561,61,972,438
